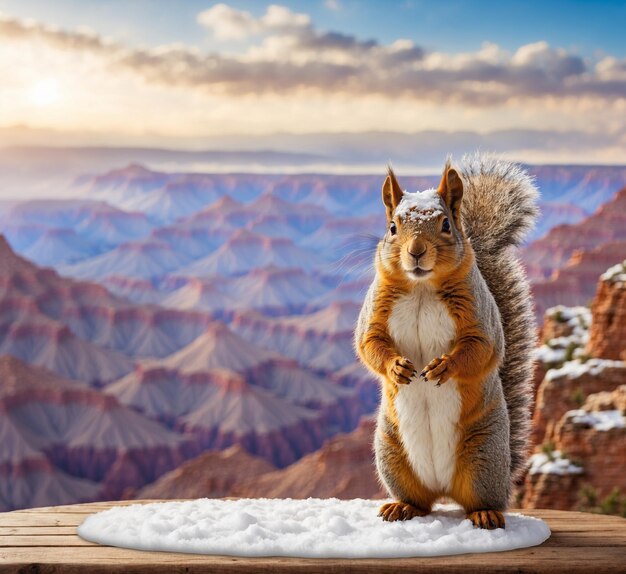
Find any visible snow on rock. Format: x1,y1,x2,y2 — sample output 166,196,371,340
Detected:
78,499,550,558
528,451,583,476
545,358,625,382
394,188,444,222
545,305,592,326
588,260,626,360
565,409,626,431
534,345,568,365
534,305,591,367
601,260,626,285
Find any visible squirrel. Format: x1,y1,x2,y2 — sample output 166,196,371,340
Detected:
355,154,538,529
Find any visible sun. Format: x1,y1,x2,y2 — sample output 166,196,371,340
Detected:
29,79,61,107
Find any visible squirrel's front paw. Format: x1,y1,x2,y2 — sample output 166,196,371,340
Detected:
387,356,416,385
421,354,456,386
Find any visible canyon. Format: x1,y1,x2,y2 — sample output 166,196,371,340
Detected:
0,163,624,511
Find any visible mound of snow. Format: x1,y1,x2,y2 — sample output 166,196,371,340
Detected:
78,499,550,558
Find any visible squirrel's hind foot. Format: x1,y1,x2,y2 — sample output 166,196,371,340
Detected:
466,509,505,529
378,501,430,522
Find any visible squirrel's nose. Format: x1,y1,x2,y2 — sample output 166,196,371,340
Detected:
407,240,427,263
408,247,426,260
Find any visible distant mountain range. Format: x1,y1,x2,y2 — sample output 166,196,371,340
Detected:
0,235,374,509
0,355,192,508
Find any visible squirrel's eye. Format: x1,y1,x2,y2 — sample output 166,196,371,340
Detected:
441,218,451,233
389,222,397,235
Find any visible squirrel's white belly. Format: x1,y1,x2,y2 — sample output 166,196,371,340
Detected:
387,287,461,494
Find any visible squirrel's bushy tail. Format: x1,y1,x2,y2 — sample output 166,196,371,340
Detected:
459,153,539,481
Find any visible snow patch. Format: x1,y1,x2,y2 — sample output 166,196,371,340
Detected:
601,260,626,286
528,451,583,476
545,305,591,327
78,498,550,558
566,409,626,431
535,305,591,368
394,189,444,222
544,358,624,382
534,345,567,365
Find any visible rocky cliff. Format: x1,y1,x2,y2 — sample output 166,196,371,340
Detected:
231,418,386,499
135,418,386,501
521,264,626,514
135,445,276,499
0,355,195,508
587,261,626,360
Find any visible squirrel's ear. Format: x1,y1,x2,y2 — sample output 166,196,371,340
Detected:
382,168,403,221
438,166,463,222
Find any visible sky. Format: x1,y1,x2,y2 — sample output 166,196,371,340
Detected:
0,0,625,163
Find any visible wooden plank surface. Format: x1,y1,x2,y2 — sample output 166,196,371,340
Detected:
0,501,624,573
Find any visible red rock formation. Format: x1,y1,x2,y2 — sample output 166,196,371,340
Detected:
524,187,626,318
519,470,582,510
532,359,626,448
230,303,357,371
0,355,195,501
524,187,626,279
0,235,217,384
521,386,626,511
555,387,626,502
587,261,626,360
522,264,626,512
231,418,386,499
135,445,276,500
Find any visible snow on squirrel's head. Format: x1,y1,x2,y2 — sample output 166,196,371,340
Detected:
378,161,467,283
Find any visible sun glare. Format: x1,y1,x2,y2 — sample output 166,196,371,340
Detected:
29,79,61,107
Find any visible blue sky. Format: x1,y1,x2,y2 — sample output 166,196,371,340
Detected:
1,0,624,56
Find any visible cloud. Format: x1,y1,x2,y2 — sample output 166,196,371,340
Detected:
1,6,625,106
0,12,116,55
197,3,310,40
